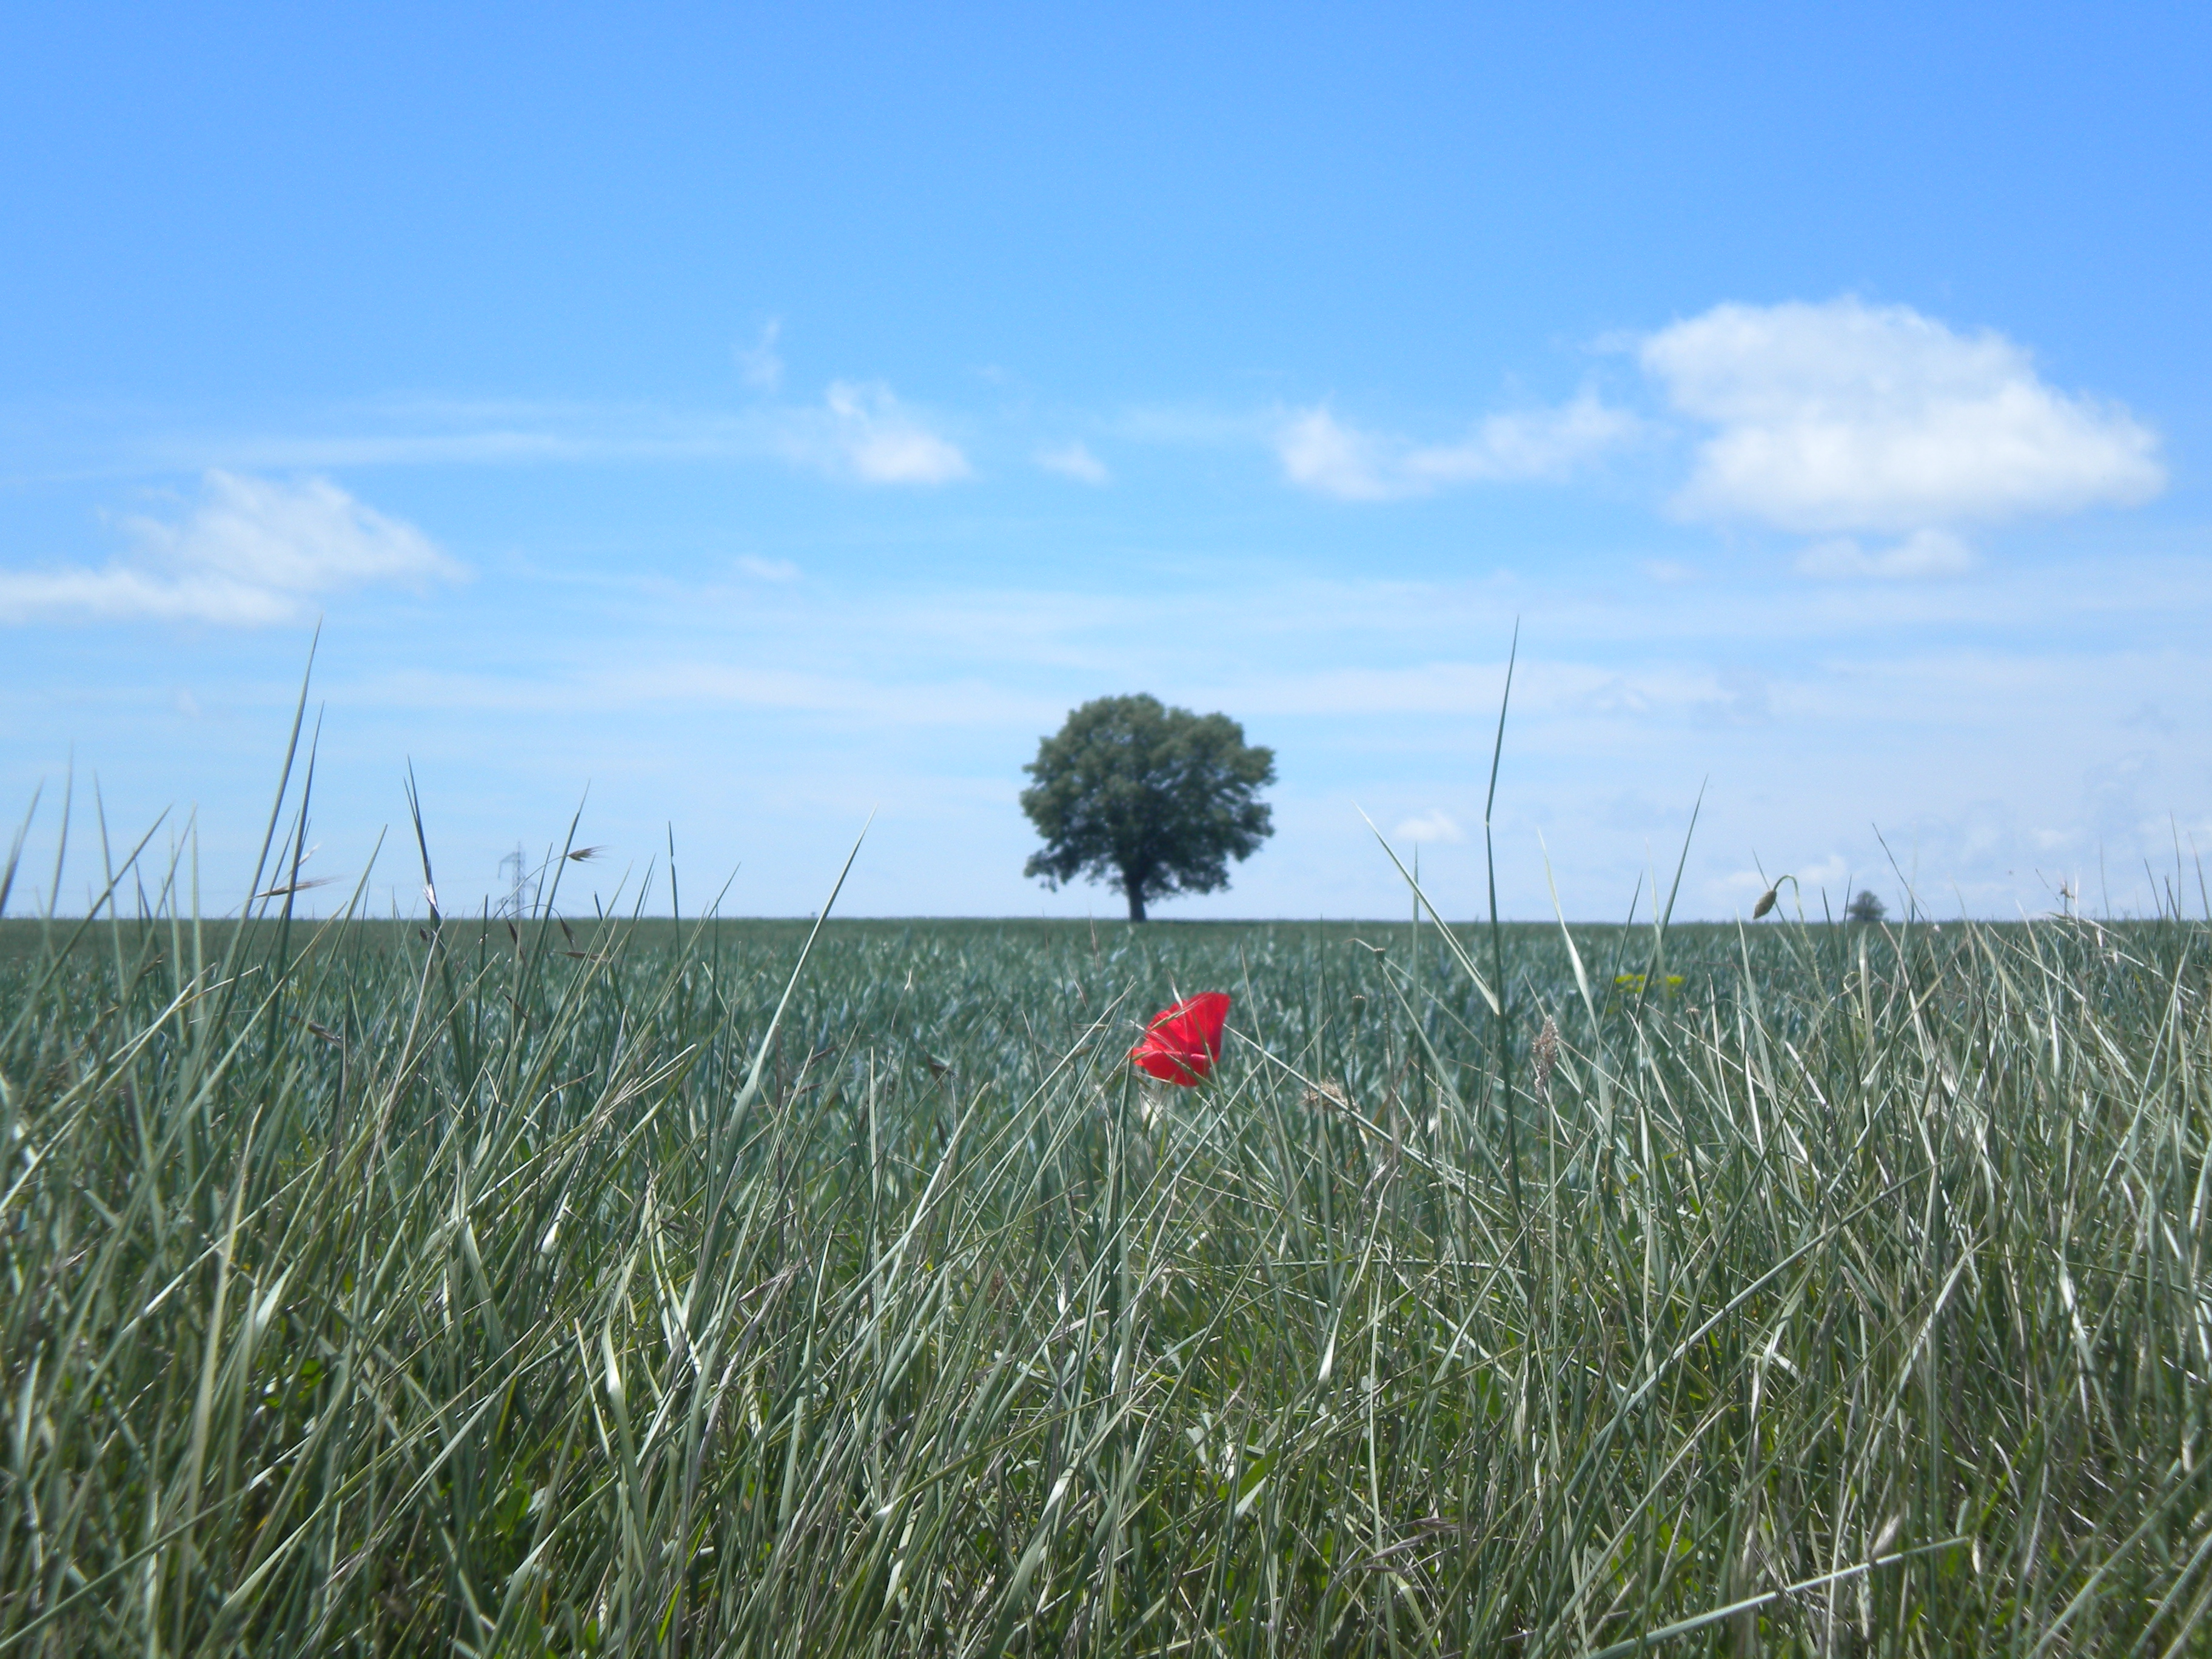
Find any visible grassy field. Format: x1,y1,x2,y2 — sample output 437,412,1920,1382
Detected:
4,843,2211,1652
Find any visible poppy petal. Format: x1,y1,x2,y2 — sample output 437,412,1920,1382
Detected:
1128,991,1232,1085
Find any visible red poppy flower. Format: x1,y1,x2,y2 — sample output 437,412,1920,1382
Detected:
1129,991,1231,1085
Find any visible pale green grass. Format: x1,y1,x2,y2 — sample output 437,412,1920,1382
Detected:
2,791,2210,1654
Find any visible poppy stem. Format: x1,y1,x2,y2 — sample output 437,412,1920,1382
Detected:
1484,624,1529,1283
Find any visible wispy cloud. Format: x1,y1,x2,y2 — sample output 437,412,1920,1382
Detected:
1108,404,1274,447
348,660,1062,730
0,471,463,626
26,548,2196,921
1035,440,1110,484
1392,808,1466,843
737,319,785,391
1276,392,1635,500
21,300,2170,561
127,380,971,488
1795,529,1975,580
765,381,974,484
1641,298,2165,568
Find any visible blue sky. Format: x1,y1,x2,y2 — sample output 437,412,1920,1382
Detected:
5,2,2208,923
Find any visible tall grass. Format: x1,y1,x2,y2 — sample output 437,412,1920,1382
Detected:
2,800,2210,1652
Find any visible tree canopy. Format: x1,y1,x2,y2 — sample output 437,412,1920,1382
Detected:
1019,695,1275,922
1846,889,1888,923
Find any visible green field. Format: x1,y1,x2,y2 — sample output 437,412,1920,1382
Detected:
4,886,2210,1653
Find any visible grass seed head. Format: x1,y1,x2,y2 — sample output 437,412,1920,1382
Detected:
1530,1014,1561,1098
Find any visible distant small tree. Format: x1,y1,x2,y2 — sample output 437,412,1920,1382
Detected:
1846,889,1887,924
1020,695,1275,922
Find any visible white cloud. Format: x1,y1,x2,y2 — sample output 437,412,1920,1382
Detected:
737,319,785,391
1278,392,1635,501
1798,854,1850,891
1641,298,2165,535
1274,407,1389,500
734,555,800,582
1277,407,1396,500
801,381,971,484
1794,529,1976,581
1408,394,1640,486
1036,441,1110,485
1392,809,1466,843
0,471,462,626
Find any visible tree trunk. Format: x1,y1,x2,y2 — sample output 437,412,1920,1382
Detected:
1125,880,1147,923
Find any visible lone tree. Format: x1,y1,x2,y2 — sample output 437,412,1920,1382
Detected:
1846,889,1888,923
1021,694,1275,922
